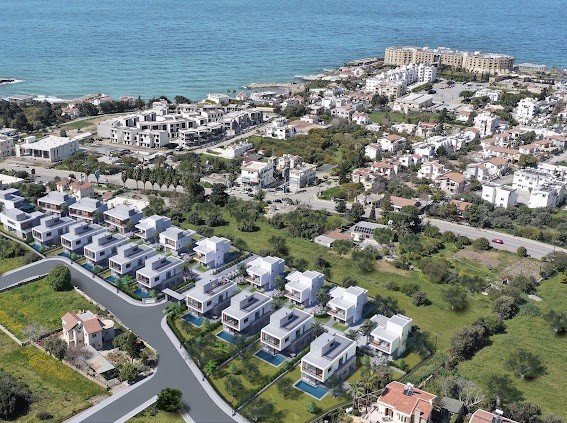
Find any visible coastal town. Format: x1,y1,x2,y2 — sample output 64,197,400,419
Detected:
0,45,566,423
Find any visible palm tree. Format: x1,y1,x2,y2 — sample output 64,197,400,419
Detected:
92,209,102,224
345,329,360,342
180,260,193,279
315,288,330,307
121,171,128,188
141,168,150,190
132,166,142,190
360,318,378,343
347,380,364,412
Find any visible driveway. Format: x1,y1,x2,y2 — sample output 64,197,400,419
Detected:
0,258,238,423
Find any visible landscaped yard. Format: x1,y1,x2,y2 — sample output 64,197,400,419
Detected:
0,277,96,340
0,331,107,422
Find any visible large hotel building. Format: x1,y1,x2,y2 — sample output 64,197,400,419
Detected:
384,46,514,75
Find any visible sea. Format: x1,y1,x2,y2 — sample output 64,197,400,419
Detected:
0,0,566,101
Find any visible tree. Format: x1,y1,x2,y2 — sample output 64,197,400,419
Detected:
369,203,376,220
118,363,140,382
442,286,468,310
47,265,72,291
316,287,330,306
242,361,261,382
472,237,490,251
506,349,544,380
209,183,229,206
174,95,191,104
121,171,128,187
517,246,527,257
493,296,518,320
276,377,294,398
65,346,93,370
332,239,353,256
335,199,347,213
352,249,377,272
360,319,378,342
246,398,274,422
347,380,364,410
546,310,567,334
486,374,523,407
325,374,344,396
348,202,365,221
346,329,360,341
113,331,139,359
46,337,67,359
449,325,486,361
420,258,452,283
268,236,288,256
373,227,394,245
305,401,318,414
505,402,542,423
233,238,248,253
156,388,182,412
0,370,33,420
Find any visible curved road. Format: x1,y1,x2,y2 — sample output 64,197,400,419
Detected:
0,258,237,423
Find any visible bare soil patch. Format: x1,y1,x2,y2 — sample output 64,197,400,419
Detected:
454,249,501,269
500,258,541,280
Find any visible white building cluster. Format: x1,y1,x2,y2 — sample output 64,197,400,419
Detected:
366,63,437,97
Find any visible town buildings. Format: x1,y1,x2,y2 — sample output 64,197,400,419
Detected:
288,164,317,192
393,93,433,114
481,184,518,208
15,135,80,162
240,160,276,188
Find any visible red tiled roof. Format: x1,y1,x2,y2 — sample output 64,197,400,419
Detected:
62,312,79,332
390,196,418,208
450,199,472,212
323,229,352,241
82,318,103,335
488,157,507,166
469,409,519,423
384,134,403,142
71,181,93,191
439,172,465,183
378,382,435,419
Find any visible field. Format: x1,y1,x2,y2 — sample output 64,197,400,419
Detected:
0,277,95,340
127,406,184,423
61,116,103,131
458,275,567,418
0,256,29,275
0,331,107,422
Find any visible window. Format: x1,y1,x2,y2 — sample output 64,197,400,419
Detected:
126,263,131,269
243,318,249,323
207,300,212,306
100,251,105,256
77,240,81,245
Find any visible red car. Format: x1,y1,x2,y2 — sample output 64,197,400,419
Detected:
492,239,504,244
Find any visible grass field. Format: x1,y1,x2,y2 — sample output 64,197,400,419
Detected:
0,256,31,275
62,117,100,130
458,275,567,418
0,331,107,422
127,406,184,423
0,277,96,340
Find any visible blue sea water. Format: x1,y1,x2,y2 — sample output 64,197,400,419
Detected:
0,0,565,101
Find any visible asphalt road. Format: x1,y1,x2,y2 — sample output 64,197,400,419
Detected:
427,218,566,259
0,258,236,423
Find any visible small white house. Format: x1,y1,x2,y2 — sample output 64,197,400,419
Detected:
31,215,74,246
368,314,413,359
246,256,285,290
284,270,325,306
261,308,314,355
186,278,237,318
193,236,231,268
136,254,183,291
221,291,273,335
159,226,194,255
327,286,368,326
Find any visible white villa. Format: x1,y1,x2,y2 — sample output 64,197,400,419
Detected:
0,208,44,241
136,254,183,291
83,231,129,265
260,308,313,356
61,222,105,254
327,286,368,326
37,191,76,216
186,278,236,318
135,215,171,242
109,243,156,277
103,204,144,234
193,236,231,268
68,198,108,223
221,291,273,335
368,314,413,359
31,215,74,246
245,256,285,291
284,270,325,306
159,226,194,255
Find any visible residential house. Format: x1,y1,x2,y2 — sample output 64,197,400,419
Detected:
474,112,499,137
352,112,370,125
246,256,285,291
482,146,521,162
260,308,313,356
135,215,172,242
68,198,108,223
528,183,565,208
368,314,412,359
364,143,382,161
464,163,490,181
159,226,194,255
193,236,231,268
370,160,400,178
31,215,74,246
83,231,128,265
265,117,297,139
300,333,357,385
186,278,237,318
103,204,144,234
350,221,385,242
416,122,438,138
327,286,368,326
0,208,44,240
437,172,466,195
481,184,518,208
136,254,183,291
240,160,276,188
390,196,422,212
284,270,325,306
70,180,95,200
512,169,555,191
108,243,156,277
288,164,317,192
37,191,76,216
277,154,303,170
373,381,436,423
221,291,273,335
61,222,105,254
469,409,518,423
62,311,115,351
448,199,472,216
378,134,406,153
417,161,446,180
0,188,26,210
352,168,379,189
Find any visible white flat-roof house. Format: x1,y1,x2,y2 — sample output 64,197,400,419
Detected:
327,286,368,326
31,215,74,246
193,236,231,268
37,192,76,216
368,314,413,359
221,291,273,335
104,204,144,234
261,308,313,356
240,160,276,188
135,215,171,242
246,256,285,291
68,198,108,223
109,243,156,277
83,231,128,265
284,270,325,307
289,164,317,193
0,188,26,210
159,226,194,255
301,333,357,385
15,135,79,162
0,208,44,240
136,254,183,291
186,278,236,318
61,222,105,254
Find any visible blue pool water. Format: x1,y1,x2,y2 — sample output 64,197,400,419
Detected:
82,263,94,272
216,331,236,344
58,251,71,259
183,314,204,327
133,289,150,299
295,380,328,400
255,349,286,367
106,275,117,284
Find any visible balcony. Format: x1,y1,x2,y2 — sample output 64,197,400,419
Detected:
261,334,280,348
109,261,121,271
187,299,202,311
369,339,391,353
84,250,95,259
222,316,239,330
328,308,346,320
301,363,323,381
285,290,301,301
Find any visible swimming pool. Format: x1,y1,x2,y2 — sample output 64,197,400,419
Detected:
295,380,328,399
254,349,286,367
183,313,205,327
133,288,150,299
216,331,236,344
106,275,117,284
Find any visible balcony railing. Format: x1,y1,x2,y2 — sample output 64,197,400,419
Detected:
187,300,202,310
286,290,301,300
261,335,280,348
328,308,346,319
222,316,239,329
301,364,323,380
370,339,391,352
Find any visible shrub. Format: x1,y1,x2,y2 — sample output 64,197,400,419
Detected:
156,388,182,412
383,280,400,291
400,282,420,297
46,337,67,359
47,265,72,291
37,411,54,420
517,246,527,257
0,370,33,420
493,295,519,320
472,237,490,251
412,291,431,306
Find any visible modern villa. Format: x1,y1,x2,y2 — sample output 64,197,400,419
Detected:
221,291,273,335
284,270,325,306
300,333,357,385
31,215,74,246
103,204,144,234
83,231,129,265
136,254,183,291
368,314,413,359
68,198,108,223
0,208,44,240
61,222,105,254
135,215,171,242
0,188,26,210
327,286,368,326
37,191,76,216
260,308,313,356
108,242,156,277
159,226,194,255
193,236,231,268
245,256,285,290
186,278,237,318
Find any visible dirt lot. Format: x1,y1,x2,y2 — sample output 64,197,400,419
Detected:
454,249,501,269
500,258,541,280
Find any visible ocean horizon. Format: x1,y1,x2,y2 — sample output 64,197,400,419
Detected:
1,0,566,101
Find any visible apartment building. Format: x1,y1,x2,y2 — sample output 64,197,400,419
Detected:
68,198,108,223
300,333,357,385
37,191,76,216
474,112,499,137
277,154,303,170
417,161,446,180
135,215,171,242
69,180,94,200
83,231,128,265
193,236,231,268
512,169,555,191
240,160,276,188
137,130,169,148
159,226,194,255
327,286,368,326
222,291,273,335
374,382,436,423
31,215,74,246
436,172,466,195
61,222,105,254
528,184,566,208
246,256,285,291
136,254,182,291
0,208,44,240
261,308,313,356
284,270,325,306
265,117,297,139
109,243,156,277
104,204,144,234
288,164,317,193
481,184,518,208
368,314,413,359
15,135,80,162
186,278,237,318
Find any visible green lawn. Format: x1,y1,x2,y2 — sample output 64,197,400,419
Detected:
127,405,184,422
62,117,99,130
0,277,96,340
0,331,107,422
243,365,346,423
458,276,567,418
319,186,344,200
0,256,30,274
